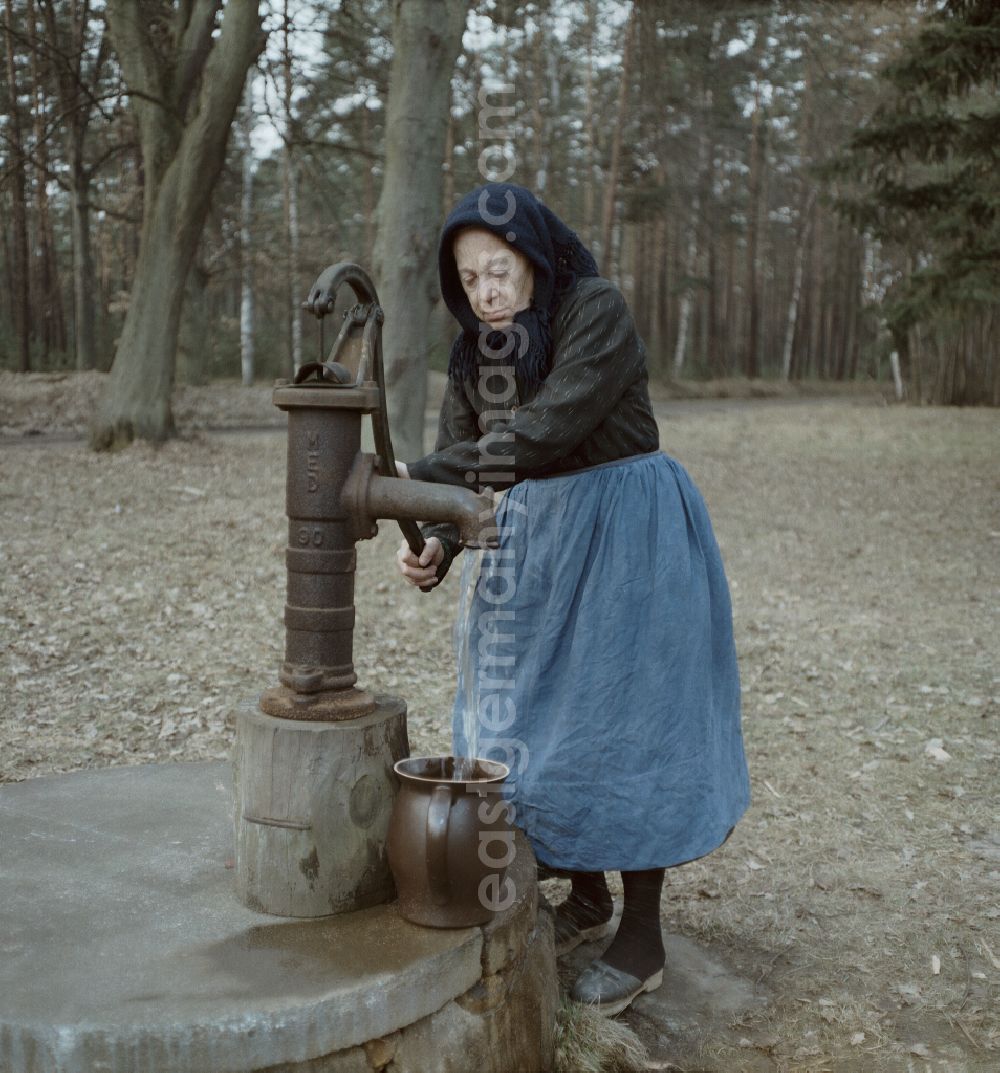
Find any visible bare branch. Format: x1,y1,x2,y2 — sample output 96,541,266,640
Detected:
173,0,221,117
104,0,170,146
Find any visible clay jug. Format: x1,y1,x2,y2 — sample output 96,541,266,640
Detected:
387,756,514,927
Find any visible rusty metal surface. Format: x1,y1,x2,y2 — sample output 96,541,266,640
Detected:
259,684,377,721
263,262,499,721
276,401,363,697
365,475,498,549
273,382,380,412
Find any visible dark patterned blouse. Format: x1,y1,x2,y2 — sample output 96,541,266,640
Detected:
409,276,659,576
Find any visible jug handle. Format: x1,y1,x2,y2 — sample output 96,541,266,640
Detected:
426,784,452,906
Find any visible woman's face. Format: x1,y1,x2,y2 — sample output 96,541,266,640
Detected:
453,228,534,329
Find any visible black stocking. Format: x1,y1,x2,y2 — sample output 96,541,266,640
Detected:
557,870,613,929
599,868,665,980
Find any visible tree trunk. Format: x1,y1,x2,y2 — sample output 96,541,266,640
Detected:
674,85,712,376
988,312,1000,406
672,218,698,376
70,161,98,371
707,233,724,377
4,0,31,372
374,0,466,464
725,208,737,375
672,169,702,376
648,212,666,366
744,89,763,379
807,209,824,379
442,102,455,219
27,0,66,361
782,188,816,379
285,147,302,375
581,0,598,250
663,206,675,374
38,0,109,370
911,324,924,404
599,4,635,275
240,103,255,387
177,259,211,385
844,239,861,381
92,0,265,448
530,14,549,195
360,90,378,264
282,0,302,375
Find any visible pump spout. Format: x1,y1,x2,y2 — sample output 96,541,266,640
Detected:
344,454,499,549
369,475,497,548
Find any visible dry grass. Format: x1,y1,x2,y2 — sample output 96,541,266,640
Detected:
2,378,998,1071
554,997,651,1072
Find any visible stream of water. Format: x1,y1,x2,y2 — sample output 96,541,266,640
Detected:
453,547,484,781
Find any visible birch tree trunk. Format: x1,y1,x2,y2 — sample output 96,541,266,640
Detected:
91,0,265,449
672,222,698,376
282,0,302,375
373,0,466,463
362,96,377,265
782,188,816,379
673,111,711,376
240,103,255,387
744,87,763,379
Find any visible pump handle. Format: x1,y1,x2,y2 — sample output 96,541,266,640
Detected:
302,263,442,592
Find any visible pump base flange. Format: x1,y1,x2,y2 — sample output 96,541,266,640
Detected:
259,684,377,721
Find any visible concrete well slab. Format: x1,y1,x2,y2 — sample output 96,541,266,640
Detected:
0,762,503,1073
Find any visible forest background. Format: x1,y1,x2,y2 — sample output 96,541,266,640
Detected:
1,0,998,457
3,5,999,1067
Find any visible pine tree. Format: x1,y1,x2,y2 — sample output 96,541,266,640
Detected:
833,0,1000,403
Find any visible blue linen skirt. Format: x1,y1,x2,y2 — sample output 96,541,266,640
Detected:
452,450,750,871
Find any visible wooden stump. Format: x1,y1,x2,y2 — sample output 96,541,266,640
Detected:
233,695,408,917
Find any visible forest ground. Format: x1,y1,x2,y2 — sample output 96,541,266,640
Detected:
2,374,998,1072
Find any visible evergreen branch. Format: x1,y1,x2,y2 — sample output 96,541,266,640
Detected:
883,8,1000,99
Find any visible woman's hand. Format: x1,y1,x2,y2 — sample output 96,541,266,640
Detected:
396,536,444,588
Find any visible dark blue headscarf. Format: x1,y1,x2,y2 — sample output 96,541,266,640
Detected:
439,183,600,393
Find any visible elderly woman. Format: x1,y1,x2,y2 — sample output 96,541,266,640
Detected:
395,182,750,1015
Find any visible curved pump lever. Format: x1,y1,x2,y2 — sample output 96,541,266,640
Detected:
301,263,442,592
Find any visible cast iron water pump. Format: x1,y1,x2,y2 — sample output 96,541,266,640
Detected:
233,263,497,917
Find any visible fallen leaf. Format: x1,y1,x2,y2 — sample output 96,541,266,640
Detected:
979,939,1000,970
896,983,921,1005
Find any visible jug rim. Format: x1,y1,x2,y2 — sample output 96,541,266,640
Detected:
394,755,509,785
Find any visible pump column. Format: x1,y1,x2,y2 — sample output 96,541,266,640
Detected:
233,377,408,918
